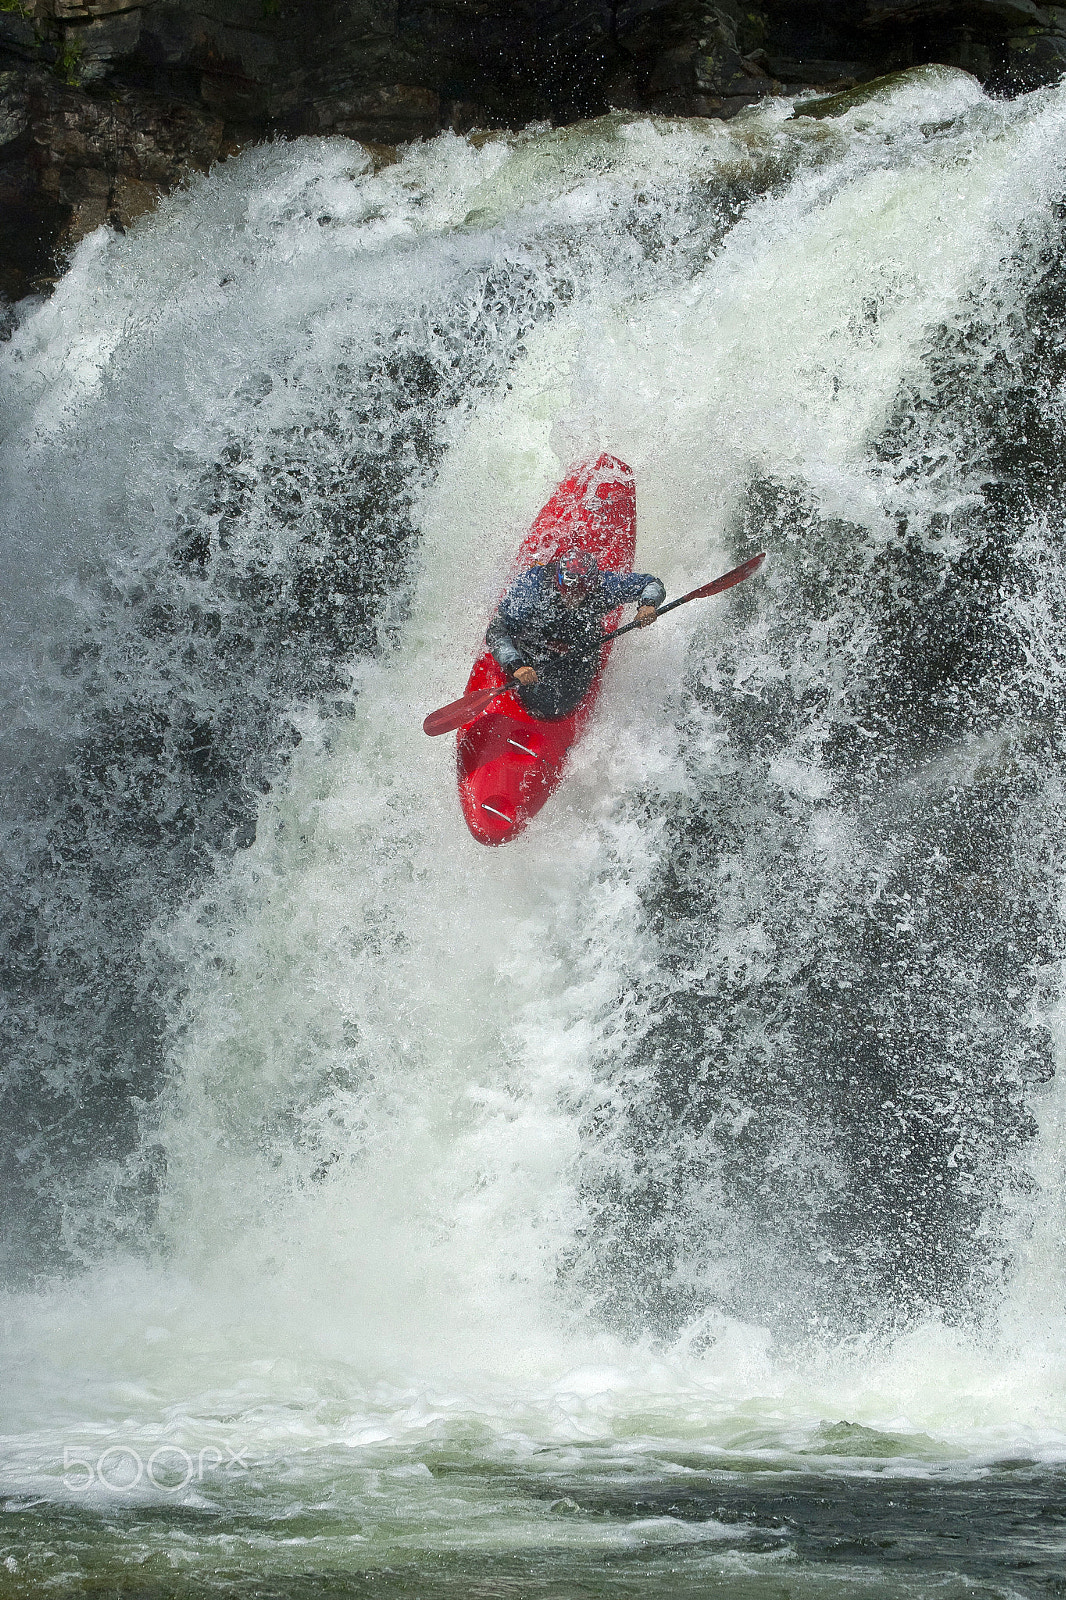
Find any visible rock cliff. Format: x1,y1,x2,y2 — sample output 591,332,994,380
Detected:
2,0,1065,298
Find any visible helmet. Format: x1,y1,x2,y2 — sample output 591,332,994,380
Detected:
555,549,599,598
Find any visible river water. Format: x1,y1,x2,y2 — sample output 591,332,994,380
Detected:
3,65,1066,1597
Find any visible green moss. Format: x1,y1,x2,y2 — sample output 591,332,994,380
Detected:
0,0,31,15
792,63,973,120
262,0,279,15
53,38,83,85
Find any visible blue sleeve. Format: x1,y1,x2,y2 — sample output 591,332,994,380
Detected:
497,569,542,624
486,569,542,670
600,571,666,609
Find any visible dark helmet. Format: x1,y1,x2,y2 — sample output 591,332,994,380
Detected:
555,549,599,598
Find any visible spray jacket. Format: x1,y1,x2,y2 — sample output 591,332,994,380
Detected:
486,563,666,673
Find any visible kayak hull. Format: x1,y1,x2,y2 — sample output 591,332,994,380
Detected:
457,453,638,846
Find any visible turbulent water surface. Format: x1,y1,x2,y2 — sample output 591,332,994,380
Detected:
3,64,1066,1597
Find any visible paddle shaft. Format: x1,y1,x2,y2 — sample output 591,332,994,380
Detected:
576,550,767,658
603,590,723,646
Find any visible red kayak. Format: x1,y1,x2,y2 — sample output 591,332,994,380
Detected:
456,453,638,846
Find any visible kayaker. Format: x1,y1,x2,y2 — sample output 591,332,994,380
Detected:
486,550,666,720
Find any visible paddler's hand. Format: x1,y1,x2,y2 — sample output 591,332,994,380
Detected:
513,665,538,687
636,604,658,627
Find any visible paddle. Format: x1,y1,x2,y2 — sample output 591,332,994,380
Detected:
422,551,767,736
599,549,766,647
423,682,517,737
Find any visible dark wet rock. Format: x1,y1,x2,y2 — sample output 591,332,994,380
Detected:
864,0,1051,25
301,82,442,145
768,58,864,85
4,0,1066,298
0,59,227,296
1004,25,1066,84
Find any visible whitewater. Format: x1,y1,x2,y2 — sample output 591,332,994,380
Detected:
3,63,1066,1595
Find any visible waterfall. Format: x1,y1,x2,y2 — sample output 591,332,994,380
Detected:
3,67,1066,1569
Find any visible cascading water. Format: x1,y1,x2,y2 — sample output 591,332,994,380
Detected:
3,64,1066,1597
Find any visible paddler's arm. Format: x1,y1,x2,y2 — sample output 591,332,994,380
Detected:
486,570,541,686
602,571,666,627
487,616,536,683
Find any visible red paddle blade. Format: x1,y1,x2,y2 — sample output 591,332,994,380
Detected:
681,550,766,605
423,683,512,737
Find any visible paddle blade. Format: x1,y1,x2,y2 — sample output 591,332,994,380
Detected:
680,550,766,605
423,683,511,737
